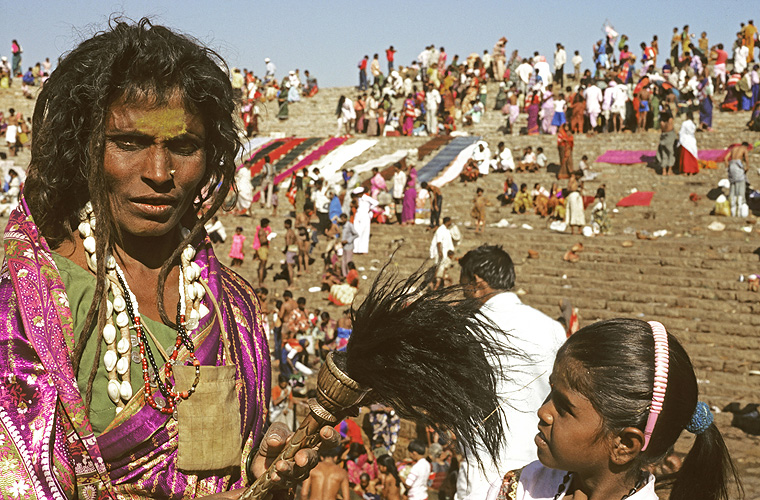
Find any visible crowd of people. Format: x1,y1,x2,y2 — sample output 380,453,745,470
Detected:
0,18,751,500
325,22,760,142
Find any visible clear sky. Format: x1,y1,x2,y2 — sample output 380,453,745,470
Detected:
1,0,753,87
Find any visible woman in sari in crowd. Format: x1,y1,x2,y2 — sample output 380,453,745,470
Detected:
370,167,388,199
547,182,566,219
540,87,557,134
402,93,416,136
570,92,586,133
401,177,417,226
678,114,700,175
0,19,333,499
698,68,714,131
526,91,541,135
556,123,574,179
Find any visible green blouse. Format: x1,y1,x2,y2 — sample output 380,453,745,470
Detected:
52,253,178,435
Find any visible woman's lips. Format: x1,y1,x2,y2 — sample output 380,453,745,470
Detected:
535,431,548,448
130,198,176,216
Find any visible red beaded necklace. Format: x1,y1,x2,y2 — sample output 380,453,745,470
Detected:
115,266,201,416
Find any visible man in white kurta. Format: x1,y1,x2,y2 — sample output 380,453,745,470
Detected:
472,141,492,176
235,164,253,213
353,193,378,254
429,217,454,264
456,244,566,500
584,82,603,130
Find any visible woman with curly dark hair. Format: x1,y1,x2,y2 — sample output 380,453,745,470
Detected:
1,18,333,499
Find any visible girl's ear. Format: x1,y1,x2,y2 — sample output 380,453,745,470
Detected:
610,427,645,465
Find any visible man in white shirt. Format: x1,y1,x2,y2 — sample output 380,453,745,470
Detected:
425,84,441,135
418,46,431,81
264,57,276,82
312,179,331,234
571,50,583,80
490,141,515,172
391,163,407,224
429,217,454,265
405,441,432,500
583,82,603,132
456,244,566,500
553,43,567,87
534,58,553,88
472,141,492,176
515,59,533,94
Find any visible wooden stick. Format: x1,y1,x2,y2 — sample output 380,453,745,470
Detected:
239,352,370,500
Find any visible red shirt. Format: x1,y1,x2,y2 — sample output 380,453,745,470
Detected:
715,49,728,65
346,269,359,287
359,59,368,70
335,418,363,445
386,49,395,62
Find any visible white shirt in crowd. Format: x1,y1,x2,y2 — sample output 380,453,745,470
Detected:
554,48,566,70
429,224,454,263
392,170,407,199
405,458,432,500
457,292,566,500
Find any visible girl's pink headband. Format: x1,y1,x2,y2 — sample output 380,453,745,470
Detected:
642,320,669,451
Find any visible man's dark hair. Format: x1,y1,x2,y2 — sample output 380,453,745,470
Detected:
297,297,307,306
283,290,293,299
408,440,427,455
442,216,451,224
319,446,343,459
459,244,515,291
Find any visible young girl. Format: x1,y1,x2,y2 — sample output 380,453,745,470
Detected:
228,226,245,267
551,93,567,128
490,318,741,500
377,454,404,500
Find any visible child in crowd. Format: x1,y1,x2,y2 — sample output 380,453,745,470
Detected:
516,146,538,172
489,318,741,500
270,184,279,217
434,249,456,290
228,226,245,267
535,147,548,170
551,93,567,128
578,154,600,181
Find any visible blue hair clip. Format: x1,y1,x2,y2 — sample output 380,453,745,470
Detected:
685,401,713,435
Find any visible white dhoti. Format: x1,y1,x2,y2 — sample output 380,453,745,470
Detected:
235,167,253,211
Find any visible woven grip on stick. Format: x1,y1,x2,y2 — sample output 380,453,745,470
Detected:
239,352,369,500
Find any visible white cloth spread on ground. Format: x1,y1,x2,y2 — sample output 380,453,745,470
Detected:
318,139,378,186
237,137,273,164
347,150,411,180
430,144,479,188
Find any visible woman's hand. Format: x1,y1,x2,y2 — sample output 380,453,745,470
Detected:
251,422,340,489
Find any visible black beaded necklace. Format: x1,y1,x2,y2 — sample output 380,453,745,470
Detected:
553,470,648,500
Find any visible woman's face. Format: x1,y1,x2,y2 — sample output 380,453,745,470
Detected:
103,93,206,239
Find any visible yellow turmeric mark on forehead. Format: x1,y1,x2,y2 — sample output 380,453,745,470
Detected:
133,107,187,139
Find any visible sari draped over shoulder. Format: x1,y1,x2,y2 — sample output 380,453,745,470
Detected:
0,202,270,499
